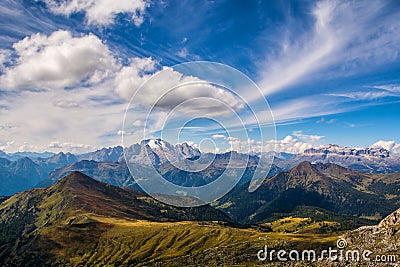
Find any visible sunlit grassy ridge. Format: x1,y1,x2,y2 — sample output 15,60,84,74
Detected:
263,216,340,234
59,216,263,266
39,214,339,266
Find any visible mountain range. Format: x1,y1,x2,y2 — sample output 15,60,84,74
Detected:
42,159,400,228
0,139,278,195
39,152,281,191
0,152,78,195
1,140,400,196
274,144,400,173
38,158,400,229
217,161,400,225
0,151,55,161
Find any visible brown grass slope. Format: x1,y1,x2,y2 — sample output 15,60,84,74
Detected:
0,171,231,266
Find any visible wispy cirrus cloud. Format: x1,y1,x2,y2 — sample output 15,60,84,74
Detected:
326,83,400,102
257,0,400,97
372,84,400,93
316,117,336,124
328,91,395,100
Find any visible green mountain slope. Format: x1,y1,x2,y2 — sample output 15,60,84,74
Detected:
217,161,400,224
0,171,231,265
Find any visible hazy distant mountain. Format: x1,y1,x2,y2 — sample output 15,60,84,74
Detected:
41,160,139,190
34,152,79,179
176,141,201,160
42,152,281,189
157,151,281,187
77,146,123,162
131,141,400,175
35,151,78,166
0,150,54,161
122,139,279,187
258,151,295,161
2,140,400,197
217,161,400,224
277,144,400,173
0,171,231,266
1,139,280,195
0,157,44,195
0,152,80,195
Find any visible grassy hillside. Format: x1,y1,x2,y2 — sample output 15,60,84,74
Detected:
0,171,342,266
19,214,339,266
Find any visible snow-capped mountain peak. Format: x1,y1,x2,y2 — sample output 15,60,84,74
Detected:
144,139,169,150
126,139,201,165
303,144,390,158
272,144,400,174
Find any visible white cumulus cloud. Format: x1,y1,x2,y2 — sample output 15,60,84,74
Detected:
263,135,315,154
211,134,226,139
226,135,316,154
0,30,118,90
48,141,92,154
114,57,157,100
371,140,400,155
293,130,324,143
114,62,244,116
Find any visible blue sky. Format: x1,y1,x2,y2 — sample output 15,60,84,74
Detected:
0,0,399,154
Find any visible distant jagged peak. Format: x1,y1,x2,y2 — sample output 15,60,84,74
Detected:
77,146,123,162
303,144,390,158
125,139,201,165
45,151,78,164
